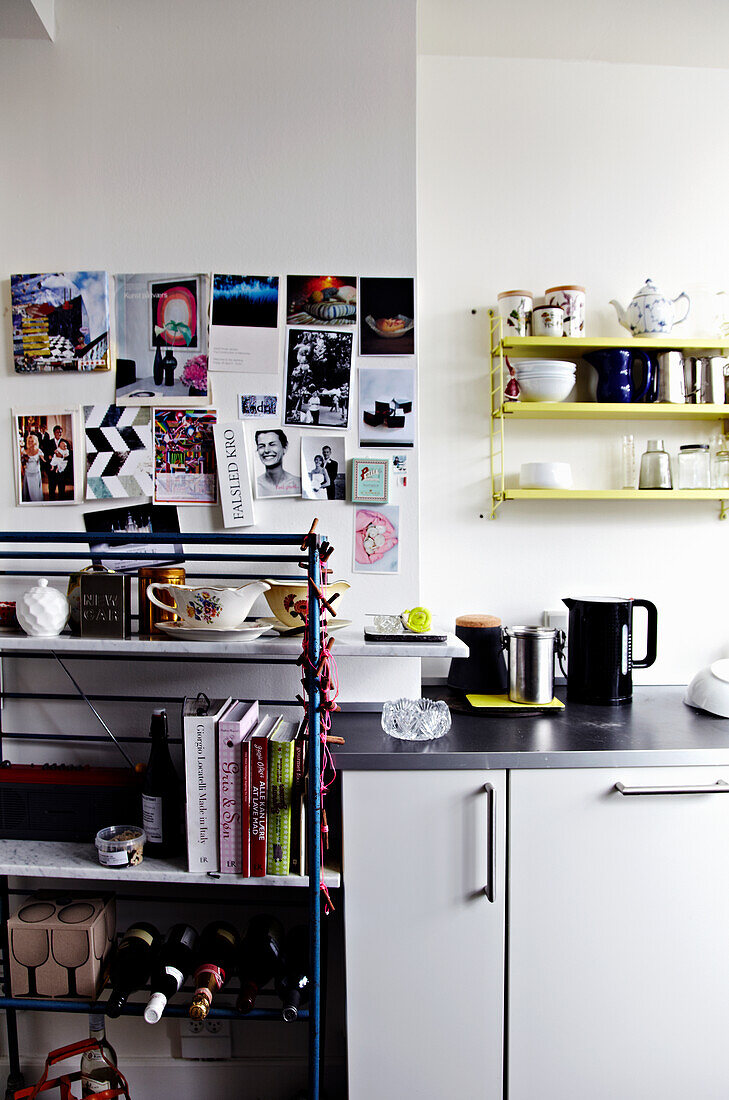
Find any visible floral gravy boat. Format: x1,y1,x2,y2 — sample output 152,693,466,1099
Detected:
146,580,269,630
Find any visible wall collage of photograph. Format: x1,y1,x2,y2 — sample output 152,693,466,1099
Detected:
10,271,416,574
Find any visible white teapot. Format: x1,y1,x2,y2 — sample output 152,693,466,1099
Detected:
610,278,690,336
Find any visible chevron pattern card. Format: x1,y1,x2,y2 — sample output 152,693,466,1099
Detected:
84,404,153,500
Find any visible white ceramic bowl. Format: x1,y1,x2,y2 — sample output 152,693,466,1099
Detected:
519,461,573,489
516,374,575,402
512,365,576,378
684,659,729,717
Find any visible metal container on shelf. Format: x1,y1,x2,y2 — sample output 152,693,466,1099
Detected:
137,566,185,637
503,625,563,705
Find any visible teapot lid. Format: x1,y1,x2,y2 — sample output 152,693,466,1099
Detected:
634,278,660,298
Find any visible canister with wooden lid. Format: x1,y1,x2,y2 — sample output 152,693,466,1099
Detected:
447,614,508,694
137,566,185,637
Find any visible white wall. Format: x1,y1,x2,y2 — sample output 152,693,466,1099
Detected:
0,0,420,700
418,54,729,683
0,1,417,1094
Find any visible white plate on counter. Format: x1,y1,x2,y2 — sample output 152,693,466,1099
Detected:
156,620,274,642
260,616,353,635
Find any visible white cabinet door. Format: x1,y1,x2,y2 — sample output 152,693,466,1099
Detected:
342,770,506,1100
509,766,729,1100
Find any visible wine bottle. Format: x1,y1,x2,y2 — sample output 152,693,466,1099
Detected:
144,923,198,1024
106,922,160,1018
142,708,182,858
275,924,311,1022
236,914,284,1015
189,921,240,1019
153,344,164,386
81,1013,120,1096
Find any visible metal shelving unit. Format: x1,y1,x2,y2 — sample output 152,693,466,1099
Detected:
488,311,729,518
0,527,331,1100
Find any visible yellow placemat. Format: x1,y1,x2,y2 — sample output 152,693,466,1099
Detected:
467,693,565,709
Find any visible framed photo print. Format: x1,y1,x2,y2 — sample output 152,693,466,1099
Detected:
153,408,218,505
301,435,346,501
284,328,352,428
351,458,389,504
353,505,400,574
13,409,81,505
359,276,415,356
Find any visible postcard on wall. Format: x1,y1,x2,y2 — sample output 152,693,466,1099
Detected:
358,366,415,448
392,454,408,487
359,276,415,357
153,408,218,505
251,426,302,500
213,422,256,528
301,435,346,501
208,274,280,374
84,504,183,572
286,275,357,327
13,409,81,505
353,504,400,574
115,273,210,406
351,458,388,504
84,405,153,501
284,328,352,428
11,272,110,372
238,393,278,419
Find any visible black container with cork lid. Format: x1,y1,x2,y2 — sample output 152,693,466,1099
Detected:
447,614,508,694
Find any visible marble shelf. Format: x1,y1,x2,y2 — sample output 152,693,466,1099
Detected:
0,838,340,888
0,630,468,659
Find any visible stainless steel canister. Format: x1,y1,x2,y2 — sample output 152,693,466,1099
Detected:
503,625,561,704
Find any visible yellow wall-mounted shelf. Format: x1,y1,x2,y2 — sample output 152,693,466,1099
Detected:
499,402,729,421
488,313,729,519
506,489,728,501
496,335,729,354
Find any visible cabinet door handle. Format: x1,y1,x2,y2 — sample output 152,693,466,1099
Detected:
483,783,495,902
614,779,729,796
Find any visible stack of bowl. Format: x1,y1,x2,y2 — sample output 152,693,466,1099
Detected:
511,359,575,402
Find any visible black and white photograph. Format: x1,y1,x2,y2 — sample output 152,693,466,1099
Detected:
83,503,184,572
251,427,302,499
283,329,352,428
300,436,346,501
359,366,416,448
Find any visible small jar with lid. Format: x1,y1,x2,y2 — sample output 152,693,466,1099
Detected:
677,444,711,489
714,449,729,489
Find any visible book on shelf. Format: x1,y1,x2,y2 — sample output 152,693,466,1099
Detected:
266,718,302,876
182,696,233,873
289,731,308,877
218,700,259,876
249,714,283,877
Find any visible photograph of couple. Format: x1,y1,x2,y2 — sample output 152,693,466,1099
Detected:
15,411,77,504
301,436,346,501
284,329,352,428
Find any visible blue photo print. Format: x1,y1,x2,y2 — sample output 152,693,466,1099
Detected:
211,275,279,329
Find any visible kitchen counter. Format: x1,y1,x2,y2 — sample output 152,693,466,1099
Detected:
332,686,729,769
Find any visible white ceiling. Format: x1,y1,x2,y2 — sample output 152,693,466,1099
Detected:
419,0,729,68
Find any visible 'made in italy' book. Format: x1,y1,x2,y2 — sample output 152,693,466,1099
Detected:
182,696,232,873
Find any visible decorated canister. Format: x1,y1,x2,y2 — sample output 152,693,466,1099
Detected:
137,566,185,637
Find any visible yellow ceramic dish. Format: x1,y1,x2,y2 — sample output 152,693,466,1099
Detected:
263,579,350,628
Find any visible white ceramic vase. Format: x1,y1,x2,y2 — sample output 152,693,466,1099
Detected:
16,578,69,637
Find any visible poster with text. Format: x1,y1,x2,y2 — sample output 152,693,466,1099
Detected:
208,274,280,373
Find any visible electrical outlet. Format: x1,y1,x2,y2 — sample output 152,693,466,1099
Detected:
543,609,568,636
179,1017,232,1060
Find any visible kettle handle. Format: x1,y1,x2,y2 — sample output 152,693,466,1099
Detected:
631,599,657,669
631,350,656,403
672,291,690,327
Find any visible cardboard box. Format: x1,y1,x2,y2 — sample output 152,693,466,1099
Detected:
8,892,116,999
79,573,132,638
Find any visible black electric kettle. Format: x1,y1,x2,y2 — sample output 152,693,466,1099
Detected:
562,596,657,705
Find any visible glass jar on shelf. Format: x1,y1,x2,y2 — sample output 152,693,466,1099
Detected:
677,444,711,489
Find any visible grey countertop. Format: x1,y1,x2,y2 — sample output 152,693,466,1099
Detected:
331,686,729,769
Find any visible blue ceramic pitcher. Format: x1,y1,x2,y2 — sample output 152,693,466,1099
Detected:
584,348,656,403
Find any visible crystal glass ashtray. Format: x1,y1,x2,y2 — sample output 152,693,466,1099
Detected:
381,698,451,741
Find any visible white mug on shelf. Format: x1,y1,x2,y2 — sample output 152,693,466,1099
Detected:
532,302,564,337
